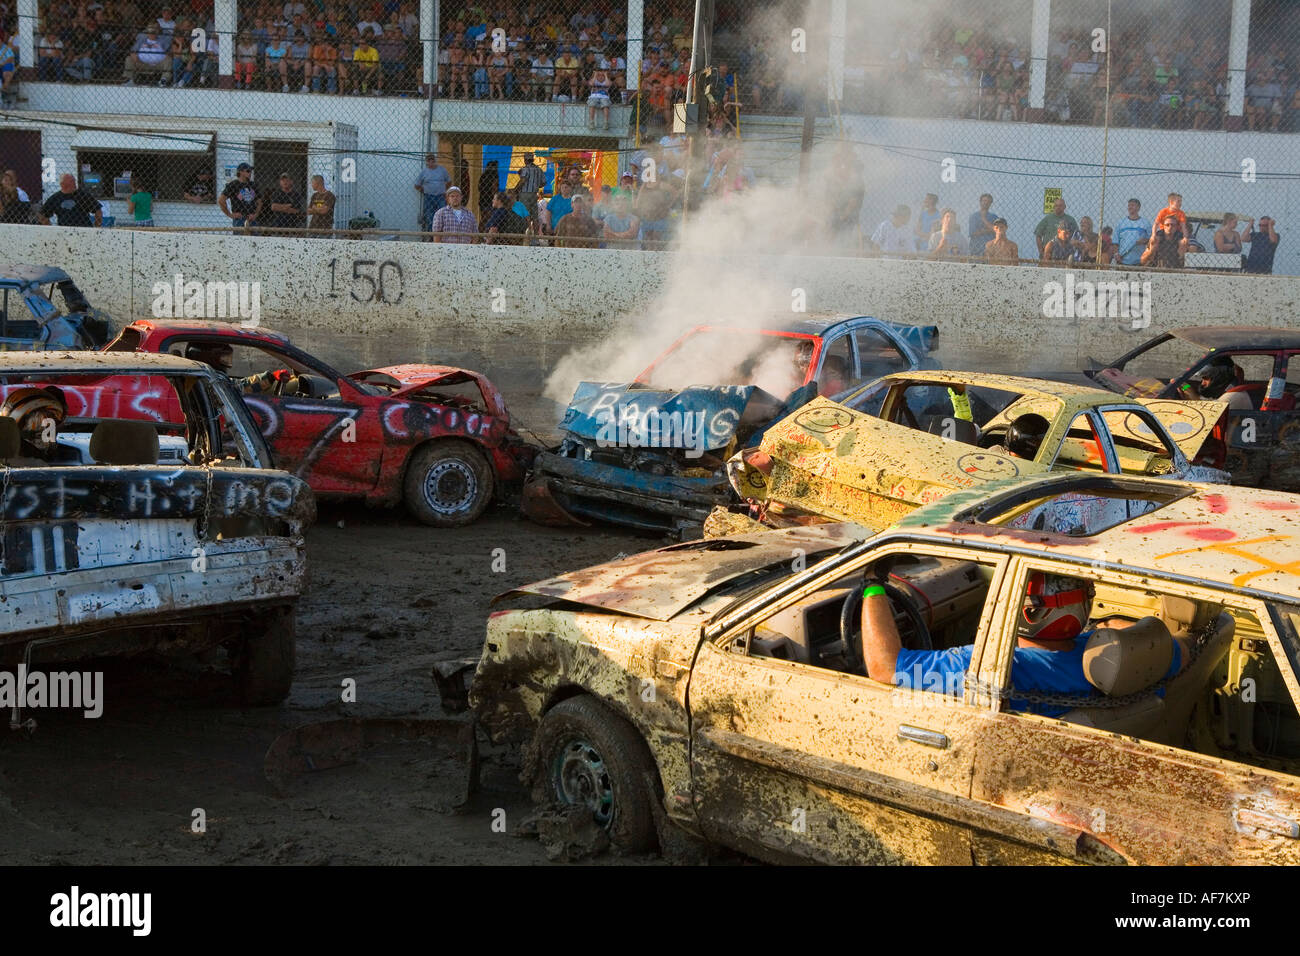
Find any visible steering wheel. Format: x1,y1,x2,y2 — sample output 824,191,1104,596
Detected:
839,580,933,674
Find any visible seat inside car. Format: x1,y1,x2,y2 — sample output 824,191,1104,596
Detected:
89,420,161,465
0,415,19,463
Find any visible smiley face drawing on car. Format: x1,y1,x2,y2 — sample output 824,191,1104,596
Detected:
957,452,1020,481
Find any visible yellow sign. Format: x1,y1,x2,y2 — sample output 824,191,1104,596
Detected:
1043,187,1062,213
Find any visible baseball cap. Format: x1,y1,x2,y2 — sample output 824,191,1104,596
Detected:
237,162,253,172
278,171,291,179
445,185,461,193
992,216,1007,226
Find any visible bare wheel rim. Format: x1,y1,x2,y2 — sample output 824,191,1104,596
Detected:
551,737,614,827
423,458,477,515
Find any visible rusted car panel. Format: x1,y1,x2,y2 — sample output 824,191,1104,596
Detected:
0,264,114,351
473,474,1300,864
726,372,1228,534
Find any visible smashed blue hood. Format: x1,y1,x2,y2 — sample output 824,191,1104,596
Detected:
560,382,781,452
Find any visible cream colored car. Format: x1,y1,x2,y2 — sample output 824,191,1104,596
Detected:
472,473,1300,864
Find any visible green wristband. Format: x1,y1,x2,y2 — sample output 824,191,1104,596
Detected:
863,584,887,598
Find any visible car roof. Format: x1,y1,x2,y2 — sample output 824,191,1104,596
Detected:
892,474,1300,604
0,264,72,289
879,369,1120,404
1171,326,1300,351
689,315,879,338
0,350,214,374
128,318,293,346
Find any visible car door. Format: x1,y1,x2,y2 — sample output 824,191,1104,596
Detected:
964,556,1300,865
687,540,1015,864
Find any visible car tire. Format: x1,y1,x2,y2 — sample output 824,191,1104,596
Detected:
235,606,295,706
403,440,495,527
532,696,659,854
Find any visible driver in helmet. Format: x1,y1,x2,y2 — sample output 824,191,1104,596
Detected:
989,412,1049,460
185,343,298,396
1,385,68,457
1181,355,1251,410
861,569,1186,716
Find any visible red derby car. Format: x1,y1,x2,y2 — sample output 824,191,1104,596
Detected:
103,319,534,526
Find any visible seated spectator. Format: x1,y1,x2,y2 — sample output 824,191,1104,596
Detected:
123,25,171,85
1214,214,1243,254
1071,216,1100,262
486,44,509,99
1097,226,1117,264
235,30,258,88
1246,69,1282,131
168,17,196,86
530,46,554,101
311,33,338,92
263,26,290,91
37,27,65,81
1042,221,1074,263
554,47,580,100
1242,216,1280,274
287,30,312,91
468,39,488,98
351,33,381,94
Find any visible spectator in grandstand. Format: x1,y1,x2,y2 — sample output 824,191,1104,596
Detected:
37,26,65,81
0,32,19,92
235,30,258,88
90,13,121,82
430,185,478,243
123,24,171,85
469,38,489,99
870,204,913,255
311,31,338,91
591,184,613,225
546,179,575,232
564,165,591,199
218,163,261,231
1115,198,1151,266
168,17,199,87
263,25,290,91
184,169,215,204
555,194,602,248
1034,197,1078,257
1041,221,1075,264
967,193,1000,252
588,64,613,128
1071,216,1100,263
513,152,545,222
1241,216,1280,275
554,45,581,100
352,31,381,94
1141,212,1188,268
38,174,102,228
1246,68,1283,132
983,218,1019,263
602,191,640,247
1152,192,1186,239
487,41,510,99
357,8,383,38
156,7,177,43
914,193,941,251
1098,226,1118,264
126,176,154,228
415,152,451,231
265,172,305,234
927,208,967,259
1214,213,1243,255
1188,79,1221,130
286,30,312,91
306,175,336,234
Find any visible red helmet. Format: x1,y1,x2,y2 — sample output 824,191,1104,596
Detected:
1020,572,1093,642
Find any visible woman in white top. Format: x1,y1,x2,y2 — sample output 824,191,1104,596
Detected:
587,67,611,128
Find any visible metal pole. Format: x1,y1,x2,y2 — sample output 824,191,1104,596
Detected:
1096,0,1111,264
681,0,712,226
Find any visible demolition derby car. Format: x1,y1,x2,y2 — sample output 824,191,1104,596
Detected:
719,370,1229,535
1086,325,1300,491
522,316,938,535
0,352,313,709
0,264,115,351
105,319,534,526
472,473,1300,865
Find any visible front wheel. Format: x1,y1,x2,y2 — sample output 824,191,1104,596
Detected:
403,440,494,527
531,696,659,854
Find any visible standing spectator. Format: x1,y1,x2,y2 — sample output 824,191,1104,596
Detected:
1151,192,1186,239
125,176,153,228
634,174,673,244
1041,222,1074,263
414,153,451,232
37,26,65,81
967,193,1000,251
514,152,545,223
1071,215,1100,262
555,194,601,247
265,172,305,234
1097,226,1118,264
483,190,524,244
565,165,591,199
218,163,261,231
1115,198,1151,266
306,175,336,234
184,169,215,203
0,181,29,223
1214,213,1243,254
1242,216,1280,274
0,33,15,95
602,191,640,247
122,25,171,85
927,208,967,259
914,192,941,250
476,161,499,221
351,33,380,94
871,204,913,254
982,217,1019,262
430,185,478,243
1034,197,1078,257
587,65,612,128
38,174,102,228
1141,213,1188,268
546,179,575,232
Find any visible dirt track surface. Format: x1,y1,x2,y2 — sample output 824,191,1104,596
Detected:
0,502,661,865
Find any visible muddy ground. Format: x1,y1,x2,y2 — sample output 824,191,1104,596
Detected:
0,502,662,865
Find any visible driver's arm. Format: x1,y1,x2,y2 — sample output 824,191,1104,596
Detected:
863,586,902,683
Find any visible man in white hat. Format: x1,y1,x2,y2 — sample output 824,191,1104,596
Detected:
429,185,478,243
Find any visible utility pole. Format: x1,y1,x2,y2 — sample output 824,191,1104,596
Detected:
680,0,714,224
798,0,826,187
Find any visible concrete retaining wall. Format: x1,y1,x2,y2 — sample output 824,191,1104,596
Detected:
4,224,1297,430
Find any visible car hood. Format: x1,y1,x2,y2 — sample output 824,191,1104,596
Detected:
1085,363,1166,398
493,522,871,621
558,381,784,452
349,364,510,420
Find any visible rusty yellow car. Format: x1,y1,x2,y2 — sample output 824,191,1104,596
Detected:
471,473,1300,864
719,370,1230,536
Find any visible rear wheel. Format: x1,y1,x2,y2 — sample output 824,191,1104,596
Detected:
403,440,495,527
532,696,658,854
235,606,295,705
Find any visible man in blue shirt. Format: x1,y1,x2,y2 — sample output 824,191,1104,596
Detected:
1114,198,1152,266
968,193,1001,254
862,570,1184,717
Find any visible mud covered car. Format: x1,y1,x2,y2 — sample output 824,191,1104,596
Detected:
522,316,938,535
472,474,1300,864
720,370,1229,535
0,352,314,708
0,265,115,350
1086,326,1300,491
105,319,534,526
